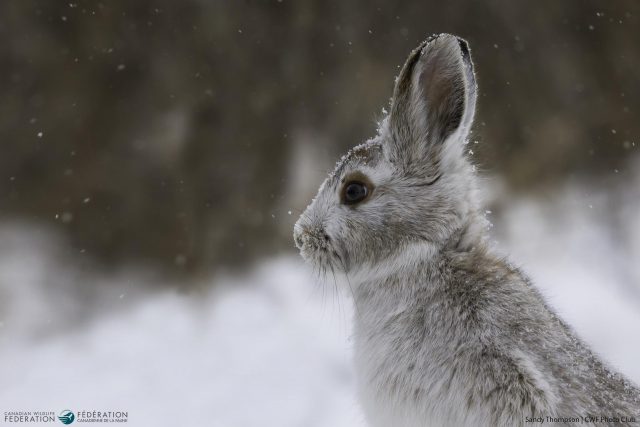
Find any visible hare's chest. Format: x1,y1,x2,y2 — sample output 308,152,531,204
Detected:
353,306,480,427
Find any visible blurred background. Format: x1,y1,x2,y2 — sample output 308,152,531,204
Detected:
0,1,639,426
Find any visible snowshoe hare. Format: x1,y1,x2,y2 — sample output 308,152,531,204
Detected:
293,34,640,426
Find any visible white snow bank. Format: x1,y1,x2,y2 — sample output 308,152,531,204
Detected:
0,232,362,426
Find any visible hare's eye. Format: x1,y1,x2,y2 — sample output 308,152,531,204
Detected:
342,181,369,205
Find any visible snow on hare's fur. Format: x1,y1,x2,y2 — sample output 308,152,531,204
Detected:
293,34,640,426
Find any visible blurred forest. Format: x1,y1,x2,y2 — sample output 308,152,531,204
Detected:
0,0,638,276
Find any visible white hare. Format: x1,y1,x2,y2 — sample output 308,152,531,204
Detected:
293,34,640,427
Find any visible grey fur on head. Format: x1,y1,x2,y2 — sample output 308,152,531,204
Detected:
293,33,640,427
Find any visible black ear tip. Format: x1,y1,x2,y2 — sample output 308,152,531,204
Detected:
456,37,471,59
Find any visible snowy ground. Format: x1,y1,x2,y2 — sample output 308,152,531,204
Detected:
1,175,639,426
0,231,362,427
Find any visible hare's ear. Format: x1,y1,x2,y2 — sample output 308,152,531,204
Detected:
387,34,476,168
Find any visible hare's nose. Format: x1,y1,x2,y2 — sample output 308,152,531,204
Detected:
293,221,309,249
293,223,329,250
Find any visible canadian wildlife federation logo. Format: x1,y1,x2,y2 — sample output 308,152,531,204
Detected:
3,409,127,424
57,410,75,425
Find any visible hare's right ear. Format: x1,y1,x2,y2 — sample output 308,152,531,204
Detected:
387,34,476,170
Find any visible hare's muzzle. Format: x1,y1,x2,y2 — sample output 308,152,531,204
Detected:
293,227,305,249
293,219,331,260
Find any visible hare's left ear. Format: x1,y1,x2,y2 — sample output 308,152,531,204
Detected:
387,34,477,168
